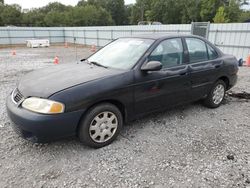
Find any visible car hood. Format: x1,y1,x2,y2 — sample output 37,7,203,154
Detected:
18,63,123,98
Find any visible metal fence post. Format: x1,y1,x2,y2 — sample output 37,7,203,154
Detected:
7,28,11,45
83,30,86,45
63,28,66,43
97,29,99,46
111,30,113,40
191,22,194,34
48,29,51,43
206,22,210,39
33,29,36,38
214,29,218,45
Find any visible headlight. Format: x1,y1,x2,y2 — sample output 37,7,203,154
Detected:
22,97,65,114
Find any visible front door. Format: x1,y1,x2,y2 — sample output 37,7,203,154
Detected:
134,38,190,116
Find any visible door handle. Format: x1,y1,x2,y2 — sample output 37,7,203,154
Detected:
179,72,188,76
215,65,221,69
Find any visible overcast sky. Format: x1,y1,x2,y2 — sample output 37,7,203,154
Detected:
5,0,136,9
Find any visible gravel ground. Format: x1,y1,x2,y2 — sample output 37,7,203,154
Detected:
0,46,250,188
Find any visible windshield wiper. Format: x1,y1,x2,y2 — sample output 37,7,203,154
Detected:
89,61,108,68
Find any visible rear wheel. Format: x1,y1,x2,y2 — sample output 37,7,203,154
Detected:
78,103,123,148
203,80,226,108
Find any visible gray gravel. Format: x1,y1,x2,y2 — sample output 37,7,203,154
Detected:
0,46,250,188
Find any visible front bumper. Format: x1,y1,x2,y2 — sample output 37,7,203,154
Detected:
6,95,85,143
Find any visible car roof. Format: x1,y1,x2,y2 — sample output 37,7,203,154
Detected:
124,33,200,40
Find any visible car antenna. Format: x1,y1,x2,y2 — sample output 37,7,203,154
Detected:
74,37,78,64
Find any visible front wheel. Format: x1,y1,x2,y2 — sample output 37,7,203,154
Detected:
203,80,226,108
78,103,123,148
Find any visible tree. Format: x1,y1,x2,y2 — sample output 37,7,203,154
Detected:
213,6,229,22
0,4,4,25
78,0,104,7
22,9,46,26
0,0,246,27
44,11,67,26
130,0,152,24
239,10,250,22
225,0,241,22
67,5,114,26
149,0,183,24
105,0,126,25
77,0,87,6
180,0,202,23
78,0,127,25
200,0,223,22
130,3,141,24
125,4,133,24
38,2,72,26
41,2,71,13
0,4,22,25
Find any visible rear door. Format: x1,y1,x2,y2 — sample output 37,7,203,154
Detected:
184,37,223,100
134,38,190,115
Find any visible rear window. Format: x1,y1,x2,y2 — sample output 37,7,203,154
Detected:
207,44,218,60
186,38,208,63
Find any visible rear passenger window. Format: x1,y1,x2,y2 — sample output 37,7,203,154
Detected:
186,38,208,63
148,38,183,68
207,44,218,60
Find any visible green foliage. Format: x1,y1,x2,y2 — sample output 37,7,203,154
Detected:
180,0,202,23
200,0,223,22
239,10,250,22
129,0,152,24
0,0,247,26
22,9,46,26
105,0,127,25
225,0,241,22
149,0,184,24
131,0,246,24
0,4,22,25
84,0,107,7
77,0,87,7
0,4,4,25
125,4,133,24
78,0,127,25
213,6,229,22
44,11,68,27
41,2,71,13
67,5,114,26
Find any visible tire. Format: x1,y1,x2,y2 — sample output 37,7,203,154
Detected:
203,80,226,108
78,103,123,148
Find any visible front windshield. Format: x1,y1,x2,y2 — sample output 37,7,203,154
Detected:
88,38,154,70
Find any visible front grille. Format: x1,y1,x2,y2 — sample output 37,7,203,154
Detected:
12,88,24,104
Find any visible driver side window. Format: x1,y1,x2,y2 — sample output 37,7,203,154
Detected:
148,38,183,69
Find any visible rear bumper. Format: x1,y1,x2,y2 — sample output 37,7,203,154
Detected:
228,74,238,90
6,95,85,143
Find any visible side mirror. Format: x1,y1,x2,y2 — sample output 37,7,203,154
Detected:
141,61,162,71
